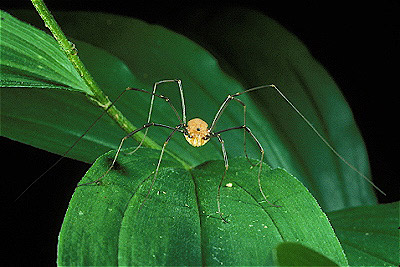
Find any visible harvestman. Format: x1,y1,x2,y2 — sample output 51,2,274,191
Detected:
81,79,279,222
15,79,386,220
78,79,386,222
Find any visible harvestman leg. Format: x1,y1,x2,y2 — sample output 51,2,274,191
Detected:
78,82,188,199
78,83,190,214
209,86,279,169
126,79,186,155
78,122,182,187
137,125,184,212
223,97,255,166
79,81,185,185
209,93,257,166
214,126,280,222
215,134,229,223
209,87,282,221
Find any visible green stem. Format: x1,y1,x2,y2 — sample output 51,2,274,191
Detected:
30,0,190,169
31,1,105,104
30,1,151,144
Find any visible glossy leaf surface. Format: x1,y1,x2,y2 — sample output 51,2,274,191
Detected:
327,202,399,266
178,7,375,210
58,148,347,266
1,10,376,212
0,11,89,93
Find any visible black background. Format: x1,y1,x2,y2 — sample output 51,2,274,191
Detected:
3,1,398,266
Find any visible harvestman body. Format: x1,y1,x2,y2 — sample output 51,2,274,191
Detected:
78,79,385,222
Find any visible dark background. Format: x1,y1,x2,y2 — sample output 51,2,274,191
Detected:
3,1,398,266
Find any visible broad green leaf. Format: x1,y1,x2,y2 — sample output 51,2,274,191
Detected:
2,11,262,165
58,148,347,266
0,11,89,94
3,10,376,212
177,7,375,211
1,38,139,163
14,10,295,174
327,202,399,266
273,242,339,266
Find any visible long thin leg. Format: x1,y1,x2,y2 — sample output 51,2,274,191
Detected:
243,128,281,207
14,89,128,201
138,125,182,212
232,97,254,166
208,95,253,165
147,79,186,125
127,80,186,155
215,125,281,208
209,85,280,133
216,134,229,223
78,123,180,187
229,84,386,195
209,95,234,133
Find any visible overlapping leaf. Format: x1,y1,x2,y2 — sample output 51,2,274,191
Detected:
273,242,340,266
0,11,89,93
2,10,375,212
58,148,347,266
327,202,399,266
1,8,391,267
176,7,375,211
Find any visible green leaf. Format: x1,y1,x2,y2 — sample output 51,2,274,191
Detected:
58,148,348,266
327,202,399,266
0,10,90,94
1,39,137,163
3,9,376,212
273,242,339,266
177,7,376,211
0,11,232,164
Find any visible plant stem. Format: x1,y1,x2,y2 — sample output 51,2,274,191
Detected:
30,0,158,148
31,1,105,104
30,0,190,169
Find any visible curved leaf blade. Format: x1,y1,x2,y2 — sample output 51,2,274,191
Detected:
1,40,136,163
30,11,288,169
58,148,347,266
4,10,375,212
0,11,89,93
327,202,399,266
274,242,339,266
2,11,274,168
178,7,376,211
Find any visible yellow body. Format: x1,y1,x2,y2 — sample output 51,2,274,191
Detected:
184,118,210,147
